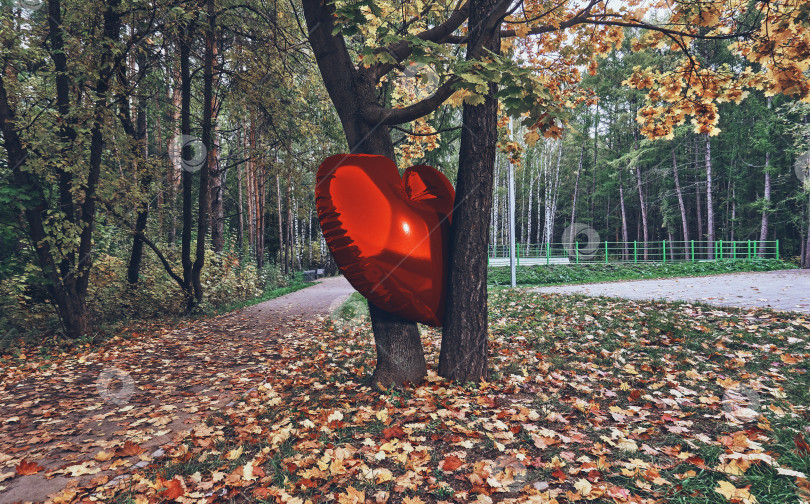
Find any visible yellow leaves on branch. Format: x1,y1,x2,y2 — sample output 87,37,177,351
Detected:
395,117,441,167
615,0,810,138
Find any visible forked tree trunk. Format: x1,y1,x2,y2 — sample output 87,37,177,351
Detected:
302,0,425,388
438,0,503,383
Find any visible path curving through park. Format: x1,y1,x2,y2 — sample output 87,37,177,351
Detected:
0,276,355,504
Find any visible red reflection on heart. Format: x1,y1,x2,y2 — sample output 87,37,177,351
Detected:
316,154,454,326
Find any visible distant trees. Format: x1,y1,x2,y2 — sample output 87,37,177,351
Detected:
1,0,809,365
0,0,342,337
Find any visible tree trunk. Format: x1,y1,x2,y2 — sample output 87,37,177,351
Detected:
168,53,182,245
805,192,810,268
237,131,245,254
127,50,150,284
619,171,629,260
210,33,224,253
190,0,215,303
526,162,534,249
637,165,648,260
570,147,583,231
276,171,284,266
180,21,195,307
758,151,771,257
730,183,736,243
694,135,704,251
257,152,266,268
0,72,86,338
672,145,689,246
705,135,715,259
438,0,503,383
302,0,426,388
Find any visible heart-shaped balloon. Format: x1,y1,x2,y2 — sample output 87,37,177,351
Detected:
316,154,455,326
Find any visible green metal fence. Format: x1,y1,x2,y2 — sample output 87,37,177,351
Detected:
487,240,780,266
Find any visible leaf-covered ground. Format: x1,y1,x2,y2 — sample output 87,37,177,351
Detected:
2,289,810,503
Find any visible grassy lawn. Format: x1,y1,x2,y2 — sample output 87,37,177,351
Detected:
108,289,809,503
488,259,795,286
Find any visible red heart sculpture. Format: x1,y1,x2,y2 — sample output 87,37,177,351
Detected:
316,154,454,326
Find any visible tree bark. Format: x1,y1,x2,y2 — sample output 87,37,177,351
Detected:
730,182,736,243
209,33,225,253
705,135,715,259
672,146,689,248
236,131,245,253
570,147,583,232
191,0,215,303
127,49,150,284
438,0,504,383
526,160,534,249
805,191,810,269
758,151,771,257
180,20,195,307
619,171,629,260
633,146,648,259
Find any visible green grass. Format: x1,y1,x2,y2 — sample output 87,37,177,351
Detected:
488,258,794,286
100,286,809,504
331,292,369,322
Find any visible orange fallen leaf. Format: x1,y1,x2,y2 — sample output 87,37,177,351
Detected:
338,486,365,504
795,434,810,456
382,426,405,439
780,353,800,364
115,440,144,457
157,476,185,500
94,450,114,462
441,455,463,471
15,460,44,476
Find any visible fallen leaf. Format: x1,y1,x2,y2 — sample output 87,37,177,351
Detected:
441,455,463,471
15,460,44,476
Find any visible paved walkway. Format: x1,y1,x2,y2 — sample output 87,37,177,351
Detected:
531,269,810,313
241,275,355,323
0,276,356,504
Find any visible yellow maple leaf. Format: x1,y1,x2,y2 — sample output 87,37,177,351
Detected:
338,486,365,504
575,478,592,496
226,446,244,460
715,480,758,503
